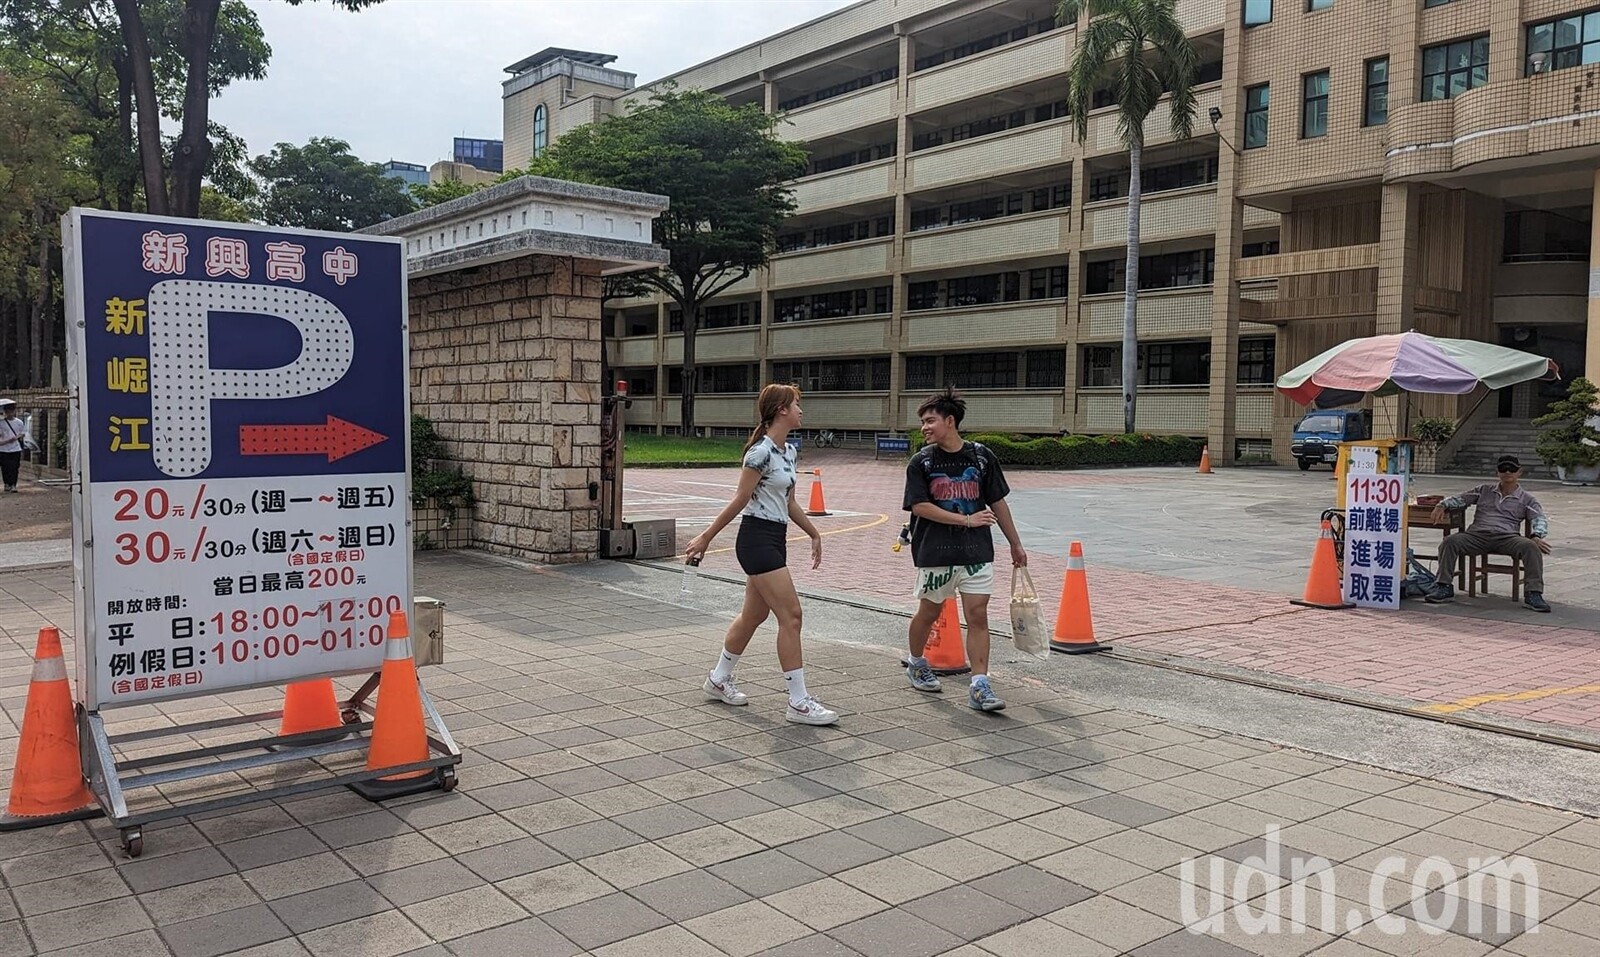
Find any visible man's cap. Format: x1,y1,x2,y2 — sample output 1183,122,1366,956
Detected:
0,398,14,407
1497,454,1521,469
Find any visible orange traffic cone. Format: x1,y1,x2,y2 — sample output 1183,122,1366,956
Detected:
351,612,435,800
279,679,344,736
1198,445,1213,474
1051,542,1110,654
0,627,98,830
924,598,970,675
1291,520,1353,610
805,468,830,516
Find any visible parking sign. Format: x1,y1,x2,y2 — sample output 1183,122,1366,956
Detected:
62,210,411,709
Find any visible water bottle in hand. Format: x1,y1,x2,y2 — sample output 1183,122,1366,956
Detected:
680,555,701,596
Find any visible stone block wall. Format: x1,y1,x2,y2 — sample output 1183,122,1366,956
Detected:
408,254,606,563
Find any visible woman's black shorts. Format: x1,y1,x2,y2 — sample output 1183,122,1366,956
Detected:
735,516,788,577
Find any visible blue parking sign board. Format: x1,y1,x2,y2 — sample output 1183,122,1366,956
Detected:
62,210,411,709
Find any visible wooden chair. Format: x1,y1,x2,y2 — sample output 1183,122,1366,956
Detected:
1466,519,1533,601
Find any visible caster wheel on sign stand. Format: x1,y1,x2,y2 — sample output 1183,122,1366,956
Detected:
438,767,458,792
121,827,143,858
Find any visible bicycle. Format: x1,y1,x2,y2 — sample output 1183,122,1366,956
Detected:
813,429,843,449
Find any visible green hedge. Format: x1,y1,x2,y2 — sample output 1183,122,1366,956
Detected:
942,432,1204,469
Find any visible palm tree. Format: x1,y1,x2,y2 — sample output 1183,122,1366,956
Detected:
1057,0,1198,434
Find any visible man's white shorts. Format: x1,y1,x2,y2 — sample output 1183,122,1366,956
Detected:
912,563,995,603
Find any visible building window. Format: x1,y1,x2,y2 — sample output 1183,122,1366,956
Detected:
1307,0,1331,9
772,358,889,393
1244,84,1270,149
1026,349,1066,389
1238,338,1276,384
905,355,937,391
1300,71,1329,139
1363,58,1389,126
1242,240,1281,257
943,352,1019,390
533,105,548,157
1422,0,1455,7
1143,342,1210,386
1244,0,1271,26
1084,346,1121,387
1527,11,1600,76
1421,36,1489,101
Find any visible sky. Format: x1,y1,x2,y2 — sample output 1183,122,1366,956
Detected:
211,0,859,167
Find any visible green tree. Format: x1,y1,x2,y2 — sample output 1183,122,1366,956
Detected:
108,0,377,218
250,136,416,231
409,177,479,208
532,88,808,434
1058,0,1198,434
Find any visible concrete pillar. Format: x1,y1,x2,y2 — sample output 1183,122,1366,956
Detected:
888,25,915,431
1207,8,1247,464
1589,167,1600,380
1374,182,1421,438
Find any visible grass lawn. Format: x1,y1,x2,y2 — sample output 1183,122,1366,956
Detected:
623,433,747,465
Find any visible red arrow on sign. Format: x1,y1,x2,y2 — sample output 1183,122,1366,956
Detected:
239,416,388,462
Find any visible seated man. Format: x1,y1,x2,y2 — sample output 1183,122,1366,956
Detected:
1424,454,1552,612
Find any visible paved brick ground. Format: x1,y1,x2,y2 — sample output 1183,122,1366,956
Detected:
4,553,1598,956
626,456,1600,735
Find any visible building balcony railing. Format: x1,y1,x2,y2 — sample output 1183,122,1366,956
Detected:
907,28,1072,114
1082,185,1217,248
611,336,659,367
1177,0,1225,33
1079,386,1209,434
768,313,892,358
792,158,897,214
1386,72,1600,182
899,390,1064,431
1084,84,1223,156
779,83,898,144
770,237,893,288
1235,385,1274,435
1078,286,1214,340
1233,243,1379,282
906,119,1073,192
903,210,1070,272
664,327,759,364
903,299,1066,351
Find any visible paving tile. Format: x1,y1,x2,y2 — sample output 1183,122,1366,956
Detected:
1215,837,1329,880
540,766,631,796
141,873,261,925
37,928,174,957
655,823,768,867
1072,794,1179,829
613,802,717,840
576,783,671,817
727,807,833,847
790,795,892,830
901,884,1031,938
1394,888,1528,947
336,832,447,876
242,850,359,900
9,866,130,916
977,916,1117,957
627,868,752,922
971,864,1095,916
965,821,1072,862
763,877,889,931
540,819,645,859
403,884,527,941
471,778,561,811
161,903,291,957
751,934,864,957
958,757,1051,786
829,906,965,957
745,775,841,805
498,861,617,914
542,891,671,951
309,810,411,849
297,911,432,957
500,797,602,834
903,837,1017,882
779,830,893,874
843,814,954,853
1128,929,1259,957
24,896,152,952
444,917,581,957
836,856,957,906
580,842,694,889
682,788,783,822
198,941,309,957
0,921,27,957
455,835,565,882
419,813,530,856
591,925,726,957
388,793,494,830
368,856,484,906
1045,895,1181,953
684,900,811,957
271,879,393,934
219,827,328,870
709,848,829,897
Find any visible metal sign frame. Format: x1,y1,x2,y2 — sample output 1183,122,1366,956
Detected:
61,208,458,857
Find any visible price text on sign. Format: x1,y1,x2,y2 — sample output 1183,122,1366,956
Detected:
63,210,409,708
1342,470,1407,611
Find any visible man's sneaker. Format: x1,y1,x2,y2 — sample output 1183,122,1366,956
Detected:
907,659,942,693
1525,592,1552,613
703,674,748,706
785,696,839,726
969,680,1006,712
1423,583,1455,604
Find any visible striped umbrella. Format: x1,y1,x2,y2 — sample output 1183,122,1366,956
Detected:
1276,332,1558,409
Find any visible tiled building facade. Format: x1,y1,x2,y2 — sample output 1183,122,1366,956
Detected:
503,0,1600,463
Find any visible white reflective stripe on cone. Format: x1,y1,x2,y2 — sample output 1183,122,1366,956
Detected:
32,655,67,682
1066,555,1085,571
383,635,412,661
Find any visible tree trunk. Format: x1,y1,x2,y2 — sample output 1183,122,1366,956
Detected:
169,0,223,218
115,53,136,212
1122,135,1142,435
114,0,168,216
680,304,698,436
31,208,50,388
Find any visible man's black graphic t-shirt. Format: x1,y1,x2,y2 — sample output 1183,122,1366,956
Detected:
903,442,1011,568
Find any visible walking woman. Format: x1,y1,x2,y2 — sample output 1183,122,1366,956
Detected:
684,384,837,726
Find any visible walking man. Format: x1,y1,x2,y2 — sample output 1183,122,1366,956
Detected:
901,388,1027,711
1425,454,1552,612
0,399,26,493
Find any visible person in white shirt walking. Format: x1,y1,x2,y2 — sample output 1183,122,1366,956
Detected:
684,383,837,726
0,399,26,493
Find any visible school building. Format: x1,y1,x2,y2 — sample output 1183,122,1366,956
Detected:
500,1,1600,464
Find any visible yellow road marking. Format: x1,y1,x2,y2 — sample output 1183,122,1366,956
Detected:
703,513,890,556
1420,684,1600,714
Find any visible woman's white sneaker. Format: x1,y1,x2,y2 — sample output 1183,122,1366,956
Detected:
785,696,839,726
703,675,748,706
